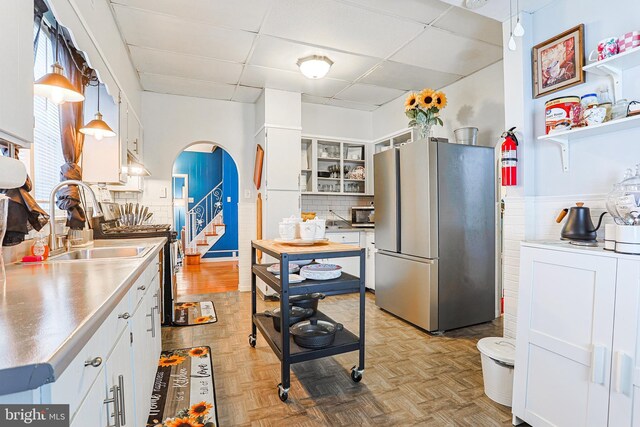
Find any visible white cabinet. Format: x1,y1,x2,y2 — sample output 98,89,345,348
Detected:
513,244,640,427
104,329,135,427
265,127,301,191
82,86,126,184
300,137,370,195
0,0,33,147
609,259,640,426
70,372,107,427
363,231,376,290
322,232,362,277
5,257,163,427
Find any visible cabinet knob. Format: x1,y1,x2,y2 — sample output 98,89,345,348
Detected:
84,356,103,367
137,285,146,290
118,312,131,320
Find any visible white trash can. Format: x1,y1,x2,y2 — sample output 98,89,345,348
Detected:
477,337,516,406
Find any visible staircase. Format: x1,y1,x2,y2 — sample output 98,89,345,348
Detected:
184,182,226,258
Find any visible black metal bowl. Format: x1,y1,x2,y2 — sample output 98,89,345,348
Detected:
264,306,314,332
290,318,343,349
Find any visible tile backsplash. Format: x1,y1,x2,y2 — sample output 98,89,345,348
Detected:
301,195,373,223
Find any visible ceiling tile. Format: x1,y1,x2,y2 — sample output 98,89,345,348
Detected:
140,73,236,100
261,0,425,58
437,0,555,21
249,36,380,82
433,6,502,46
335,83,406,105
301,94,331,105
110,0,272,32
129,46,242,84
391,27,502,75
338,0,450,24
360,61,462,91
112,4,255,63
240,66,350,98
326,98,379,111
232,85,263,103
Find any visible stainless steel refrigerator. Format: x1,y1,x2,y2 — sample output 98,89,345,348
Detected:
374,138,496,332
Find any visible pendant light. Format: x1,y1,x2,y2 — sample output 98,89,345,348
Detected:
80,84,116,140
33,23,85,105
507,0,517,51
513,0,525,37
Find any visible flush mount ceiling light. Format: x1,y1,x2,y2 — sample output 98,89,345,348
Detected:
33,23,84,105
80,84,116,140
297,55,334,79
464,0,489,9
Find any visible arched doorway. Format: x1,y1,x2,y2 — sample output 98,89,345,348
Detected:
172,142,240,294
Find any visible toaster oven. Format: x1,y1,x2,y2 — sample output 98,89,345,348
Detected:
351,206,374,228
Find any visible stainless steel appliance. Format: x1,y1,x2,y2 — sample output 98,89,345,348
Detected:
351,206,375,228
93,202,178,325
374,138,496,332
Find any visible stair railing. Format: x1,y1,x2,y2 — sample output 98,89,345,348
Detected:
185,181,223,249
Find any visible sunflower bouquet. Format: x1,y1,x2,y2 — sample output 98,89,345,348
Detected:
405,88,447,138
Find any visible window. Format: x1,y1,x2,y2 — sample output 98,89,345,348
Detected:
31,22,65,205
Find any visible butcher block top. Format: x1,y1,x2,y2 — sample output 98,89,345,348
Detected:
252,239,361,258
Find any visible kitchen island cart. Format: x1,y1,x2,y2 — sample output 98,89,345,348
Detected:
250,239,366,402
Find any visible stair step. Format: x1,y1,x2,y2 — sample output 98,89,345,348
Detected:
196,240,209,246
205,232,218,236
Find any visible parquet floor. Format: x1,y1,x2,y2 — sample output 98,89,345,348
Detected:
162,291,515,426
176,261,239,295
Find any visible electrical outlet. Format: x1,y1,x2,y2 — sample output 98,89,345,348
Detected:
227,196,231,203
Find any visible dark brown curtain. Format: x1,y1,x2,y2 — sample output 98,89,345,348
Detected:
56,33,87,229
0,148,49,246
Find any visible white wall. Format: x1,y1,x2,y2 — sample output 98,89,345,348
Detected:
302,103,372,140
140,92,256,290
501,0,640,338
529,0,640,196
372,61,505,146
48,0,142,117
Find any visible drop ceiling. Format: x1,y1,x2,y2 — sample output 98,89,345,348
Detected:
110,0,507,110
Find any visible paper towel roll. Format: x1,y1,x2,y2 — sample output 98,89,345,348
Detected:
0,157,27,189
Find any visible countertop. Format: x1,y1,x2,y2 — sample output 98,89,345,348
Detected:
0,237,166,396
522,240,640,260
325,226,373,233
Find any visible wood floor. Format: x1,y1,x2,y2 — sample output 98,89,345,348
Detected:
162,291,514,426
176,261,239,295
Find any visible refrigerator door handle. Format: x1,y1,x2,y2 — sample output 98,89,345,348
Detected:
377,250,436,264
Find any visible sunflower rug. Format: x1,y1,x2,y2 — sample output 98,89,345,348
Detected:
147,346,218,427
173,301,217,326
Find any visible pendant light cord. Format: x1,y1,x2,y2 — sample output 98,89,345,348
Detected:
509,0,513,36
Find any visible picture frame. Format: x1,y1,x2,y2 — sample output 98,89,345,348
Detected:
532,24,585,98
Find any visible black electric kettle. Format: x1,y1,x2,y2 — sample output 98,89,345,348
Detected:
556,202,607,241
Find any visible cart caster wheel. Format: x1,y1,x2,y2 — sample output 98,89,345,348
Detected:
248,335,256,348
351,367,363,383
277,383,289,402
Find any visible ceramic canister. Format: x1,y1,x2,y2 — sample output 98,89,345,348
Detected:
615,225,640,255
604,224,616,251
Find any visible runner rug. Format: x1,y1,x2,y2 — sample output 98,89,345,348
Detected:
147,346,218,427
173,301,217,326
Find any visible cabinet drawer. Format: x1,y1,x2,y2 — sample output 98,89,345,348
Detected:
102,291,132,360
327,232,360,244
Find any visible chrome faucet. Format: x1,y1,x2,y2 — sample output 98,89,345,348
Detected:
49,180,104,252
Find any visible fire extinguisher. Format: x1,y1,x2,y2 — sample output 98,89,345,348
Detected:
500,127,518,186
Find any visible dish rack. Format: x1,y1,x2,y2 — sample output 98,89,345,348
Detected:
249,240,366,402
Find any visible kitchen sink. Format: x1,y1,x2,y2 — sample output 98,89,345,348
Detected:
50,246,152,261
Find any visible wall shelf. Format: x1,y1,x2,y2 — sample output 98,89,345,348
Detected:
537,114,640,172
583,47,640,101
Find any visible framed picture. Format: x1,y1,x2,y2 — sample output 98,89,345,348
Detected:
532,24,585,98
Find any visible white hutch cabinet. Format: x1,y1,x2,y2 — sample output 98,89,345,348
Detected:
514,242,640,426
